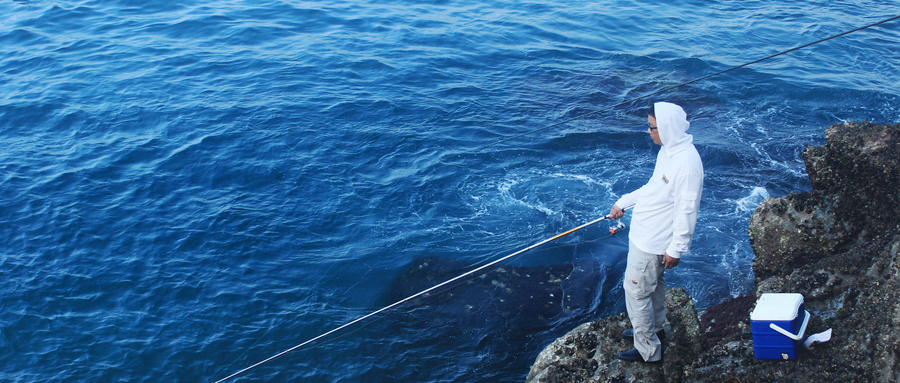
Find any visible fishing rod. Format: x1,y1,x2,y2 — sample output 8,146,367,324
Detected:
213,209,630,382
480,13,900,150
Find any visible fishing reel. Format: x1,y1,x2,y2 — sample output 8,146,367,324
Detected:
609,220,627,235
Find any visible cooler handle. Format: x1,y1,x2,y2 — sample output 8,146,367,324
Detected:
769,310,810,341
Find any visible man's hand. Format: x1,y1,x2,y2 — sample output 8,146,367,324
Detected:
663,253,680,269
609,204,624,220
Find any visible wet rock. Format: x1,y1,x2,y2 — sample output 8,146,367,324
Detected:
750,121,899,282
526,288,703,383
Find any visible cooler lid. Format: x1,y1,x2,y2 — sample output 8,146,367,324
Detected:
750,293,804,321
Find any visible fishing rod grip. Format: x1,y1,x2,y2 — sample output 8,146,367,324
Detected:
607,204,633,220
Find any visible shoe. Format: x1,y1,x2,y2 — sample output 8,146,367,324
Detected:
616,347,660,363
622,328,666,342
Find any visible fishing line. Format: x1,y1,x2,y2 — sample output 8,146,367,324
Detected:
214,225,619,381
480,14,900,150
213,210,628,382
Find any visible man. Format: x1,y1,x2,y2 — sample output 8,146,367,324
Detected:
608,102,704,363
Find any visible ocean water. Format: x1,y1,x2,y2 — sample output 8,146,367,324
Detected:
2,0,898,381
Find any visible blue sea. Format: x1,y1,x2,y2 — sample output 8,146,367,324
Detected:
2,0,898,381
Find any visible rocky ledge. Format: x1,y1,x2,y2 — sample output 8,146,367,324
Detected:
527,121,900,382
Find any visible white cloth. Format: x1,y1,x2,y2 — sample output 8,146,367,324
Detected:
624,240,665,362
614,102,704,258
804,328,833,350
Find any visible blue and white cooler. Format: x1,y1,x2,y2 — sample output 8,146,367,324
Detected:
750,293,810,360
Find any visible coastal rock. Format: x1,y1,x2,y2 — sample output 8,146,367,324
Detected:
750,121,899,281
747,192,850,281
687,232,900,383
526,288,703,383
804,121,899,237
528,122,900,382
695,121,900,382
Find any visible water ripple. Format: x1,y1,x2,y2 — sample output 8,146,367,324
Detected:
2,0,899,381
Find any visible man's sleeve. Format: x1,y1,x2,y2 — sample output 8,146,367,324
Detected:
614,182,647,211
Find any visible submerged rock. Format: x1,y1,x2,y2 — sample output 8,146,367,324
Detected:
388,256,603,331
528,122,900,382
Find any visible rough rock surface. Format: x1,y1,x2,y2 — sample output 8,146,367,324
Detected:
750,121,899,282
526,288,703,383
527,122,900,382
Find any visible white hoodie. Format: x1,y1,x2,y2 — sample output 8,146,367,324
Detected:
614,102,704,258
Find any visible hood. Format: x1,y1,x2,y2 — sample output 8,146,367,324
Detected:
654,102,693,155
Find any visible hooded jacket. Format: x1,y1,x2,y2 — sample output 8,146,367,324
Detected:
614,102,704,258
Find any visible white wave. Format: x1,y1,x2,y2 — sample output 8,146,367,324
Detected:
549,172,607,187
733,186,770,214
496,179,561,218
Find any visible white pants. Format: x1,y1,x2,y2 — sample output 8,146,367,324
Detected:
623,240,666,362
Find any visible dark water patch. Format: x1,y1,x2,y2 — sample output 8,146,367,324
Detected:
389,256,611,333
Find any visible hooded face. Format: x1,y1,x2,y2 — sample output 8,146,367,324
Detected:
650,102,692,150
647,115,662,145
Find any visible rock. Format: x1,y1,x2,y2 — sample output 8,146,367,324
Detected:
526,288,703,383
696,121,900,382
748,192,850,281
699,295,755,348
750,122,899,282
805,121,899,236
